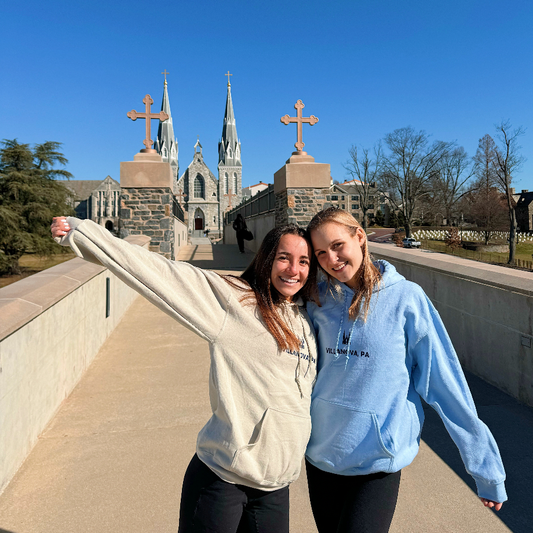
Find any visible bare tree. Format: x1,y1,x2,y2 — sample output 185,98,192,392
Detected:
470,134,500,244
433,146,475,223
493,121,526,264
379,127,449,237
461,187,508,244
343,144,382,231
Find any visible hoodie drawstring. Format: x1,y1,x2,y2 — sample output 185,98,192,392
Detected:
288,304,312,398
334,290,357,369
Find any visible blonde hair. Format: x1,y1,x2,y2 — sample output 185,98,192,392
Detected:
308,207,381,321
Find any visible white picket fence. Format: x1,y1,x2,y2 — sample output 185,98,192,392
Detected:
411,229,533,243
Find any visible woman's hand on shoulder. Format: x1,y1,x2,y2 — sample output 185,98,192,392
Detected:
51,217,70,239
479,497,503,511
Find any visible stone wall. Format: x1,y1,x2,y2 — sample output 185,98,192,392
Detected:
275,188,329,227
120,187,175,259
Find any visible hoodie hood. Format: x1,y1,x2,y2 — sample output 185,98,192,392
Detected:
373,260,405,292
316,261,405,368
321,260,405,302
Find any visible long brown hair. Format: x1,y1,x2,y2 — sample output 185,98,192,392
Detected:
307,207,381,321
226,224,318,351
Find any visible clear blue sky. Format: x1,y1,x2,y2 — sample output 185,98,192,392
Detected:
2,0,532,192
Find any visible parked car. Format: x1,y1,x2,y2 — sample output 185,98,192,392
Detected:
402,237,421,248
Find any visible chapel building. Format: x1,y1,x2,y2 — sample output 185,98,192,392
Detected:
65,175,121,234
155,75,243,237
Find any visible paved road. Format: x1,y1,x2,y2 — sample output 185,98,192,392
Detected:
0,242,529,533
367,227,396,243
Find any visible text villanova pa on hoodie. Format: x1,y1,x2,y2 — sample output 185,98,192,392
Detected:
57,218,317,492
306,261,507,503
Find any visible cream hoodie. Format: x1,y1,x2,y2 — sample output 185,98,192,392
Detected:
57,218,317,491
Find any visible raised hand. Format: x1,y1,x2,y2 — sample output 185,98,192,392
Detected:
51,217,70,239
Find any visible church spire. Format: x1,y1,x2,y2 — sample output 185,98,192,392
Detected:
155,72,179,181
218,74,241,166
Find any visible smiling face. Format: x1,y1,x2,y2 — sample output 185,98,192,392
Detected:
310,222,366,289
270,234,311,301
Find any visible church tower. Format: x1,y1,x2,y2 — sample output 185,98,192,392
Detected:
218,73,242,225
155,73,179,190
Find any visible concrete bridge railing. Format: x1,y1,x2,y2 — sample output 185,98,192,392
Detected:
0,235,149,493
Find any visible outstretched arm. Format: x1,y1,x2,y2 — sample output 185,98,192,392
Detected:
51,217,233,343
408,291,507,508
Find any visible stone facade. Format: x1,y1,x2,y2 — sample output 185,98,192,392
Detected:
328,181,391,226
156,79,243,238
177,140,220,236
218,165,242,214
154,79,179,187
218,81,242,216
65,175,121,234
274,154,331,227
275,188,329,227
120,187,175,259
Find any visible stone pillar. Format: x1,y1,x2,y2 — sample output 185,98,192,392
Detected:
274,152,331,227
120,152,176,260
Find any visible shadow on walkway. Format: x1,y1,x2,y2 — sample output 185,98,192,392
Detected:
178,243,253,273
422,372,533,533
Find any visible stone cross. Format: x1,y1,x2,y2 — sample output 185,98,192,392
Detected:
127,94,169,152
225,70,233,86
225,188,237,210
176,189,186,205
280,99,319,154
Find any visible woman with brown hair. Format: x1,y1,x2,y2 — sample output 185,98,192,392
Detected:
304,207,506,533
51,216,318,533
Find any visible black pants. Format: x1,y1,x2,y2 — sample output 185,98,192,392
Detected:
236,231,245,253
178,454,290,533
306,460,401,533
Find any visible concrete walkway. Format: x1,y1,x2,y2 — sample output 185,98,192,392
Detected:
0,242,530,533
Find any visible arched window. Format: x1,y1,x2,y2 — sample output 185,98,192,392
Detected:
233,173,238,196
194,175,205,199
224,173,229,194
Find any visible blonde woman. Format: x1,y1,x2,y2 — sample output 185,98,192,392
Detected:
51,217,318,533
304,207,506,533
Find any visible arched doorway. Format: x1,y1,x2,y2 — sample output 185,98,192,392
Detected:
194,208,205,231
105,220,114,232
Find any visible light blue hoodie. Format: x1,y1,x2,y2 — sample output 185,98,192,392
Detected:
306,260,507,503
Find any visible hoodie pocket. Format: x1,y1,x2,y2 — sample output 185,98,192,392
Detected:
308,398,394,473
230,408,311,485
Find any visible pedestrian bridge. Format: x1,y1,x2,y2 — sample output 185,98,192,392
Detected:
0,241,531,532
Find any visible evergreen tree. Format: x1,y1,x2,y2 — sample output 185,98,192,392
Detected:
0,139,74,275
374,210,385,226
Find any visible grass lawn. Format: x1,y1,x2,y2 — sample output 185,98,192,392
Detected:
420,240,533,267
0,252,77,289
